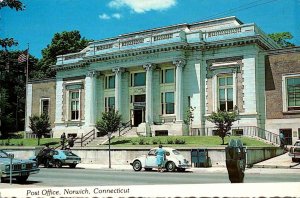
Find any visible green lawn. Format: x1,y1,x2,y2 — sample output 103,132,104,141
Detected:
109,135,274,147
0,135,274,148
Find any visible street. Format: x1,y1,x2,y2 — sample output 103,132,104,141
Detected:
1,167,300,187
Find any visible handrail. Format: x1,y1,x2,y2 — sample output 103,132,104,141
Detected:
190,126,280,145
74,129,96,147
118,121,132,136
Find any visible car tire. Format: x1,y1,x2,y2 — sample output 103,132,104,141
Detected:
144,168,152,171
54,160,63,168
166,161,176,172
69,164,77,168
16,176,29,183
132,160,142,171
292,158,297,162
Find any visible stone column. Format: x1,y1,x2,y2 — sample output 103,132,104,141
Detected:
143,63,155,125
112,67,124,113
173,59,186,122
85,71,97,127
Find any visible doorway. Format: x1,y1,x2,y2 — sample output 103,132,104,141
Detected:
279,129,293,145
132,109,144,127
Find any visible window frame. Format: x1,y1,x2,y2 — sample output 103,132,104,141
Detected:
105,75,115,89
105,96,115,112
161,68,175,84
40,98,50,115
131,72,146,87
282,74,300,112
161,92,175,115
217,74,234,111
70,90,80,121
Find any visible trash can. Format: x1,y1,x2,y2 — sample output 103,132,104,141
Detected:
225,139,246,183
191,148,212,168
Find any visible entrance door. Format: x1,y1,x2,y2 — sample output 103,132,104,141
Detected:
280,129,293,145
133,109,143,127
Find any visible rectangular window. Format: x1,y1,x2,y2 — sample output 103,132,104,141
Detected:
161,92,174,114
41,99,50,115
70,91,80,120
287,77,300,111
132,72,146,86
105,75,115,89
105,97,115,112
161,68,175,84
218,75,233,111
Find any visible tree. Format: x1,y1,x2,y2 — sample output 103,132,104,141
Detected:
29,114,51,145
0,0,25,50
206,110,237,145
96,110,121,137
268,32,295,48
35,30,90,79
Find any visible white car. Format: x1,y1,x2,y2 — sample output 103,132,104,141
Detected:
130,147,190,172
289,140,300,162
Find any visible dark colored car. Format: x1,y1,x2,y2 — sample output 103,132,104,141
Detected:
0,150,39,183
30,148,81,168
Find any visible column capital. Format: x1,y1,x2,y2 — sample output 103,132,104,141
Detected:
173,59,186,68
112,67,125,74
143,63,156,71
87,70,99,77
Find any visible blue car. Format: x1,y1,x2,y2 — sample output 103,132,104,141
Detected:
30,149,81,168
0,150,39,183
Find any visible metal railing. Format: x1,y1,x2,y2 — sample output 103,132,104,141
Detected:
118,120,132,136
74,129,96,147
190,126,280,145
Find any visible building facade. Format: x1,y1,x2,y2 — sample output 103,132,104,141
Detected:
27,16,295,142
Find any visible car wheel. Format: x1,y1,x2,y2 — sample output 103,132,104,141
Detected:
166,161,176,172
54,160,63,168
132,160,142,171
144,168,152,171
69,164,77,168
292,158,297,162
16,176,29,183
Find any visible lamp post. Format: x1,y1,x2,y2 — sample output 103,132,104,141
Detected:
107,132,112,168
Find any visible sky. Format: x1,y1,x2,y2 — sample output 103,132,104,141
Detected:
1,0,299,59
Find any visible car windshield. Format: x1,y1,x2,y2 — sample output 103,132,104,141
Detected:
0,150,8,158
172,149,180,155
63,151,77,156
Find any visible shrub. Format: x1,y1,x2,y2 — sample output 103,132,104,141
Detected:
152,139,159,145
167,138,174,144
175,139,186,144
138,138,145,145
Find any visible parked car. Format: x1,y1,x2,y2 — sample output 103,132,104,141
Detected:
130,147,190,172
0,150,39,183
30,148,81,168
289,140,300,162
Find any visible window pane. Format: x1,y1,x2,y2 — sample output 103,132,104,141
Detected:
227,88,233,100
219,101,226,111
108,97,115,107
227,77,233,85
108,76,115,88
219,89,225,100
166,103,174,114
165,92,174,103
227,101,234,111
134,72,146,86
219,78,226,86
165,69,174,83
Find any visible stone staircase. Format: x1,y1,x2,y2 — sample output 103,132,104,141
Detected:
75,127,139,147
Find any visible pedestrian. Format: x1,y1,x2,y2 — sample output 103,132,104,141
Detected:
60,132,66,149
155,144,166,172
68,136,75,148
279,131,285,148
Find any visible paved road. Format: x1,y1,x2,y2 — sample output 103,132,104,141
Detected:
1,167,300,188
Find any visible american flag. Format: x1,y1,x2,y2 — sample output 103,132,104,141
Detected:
18,49,28,63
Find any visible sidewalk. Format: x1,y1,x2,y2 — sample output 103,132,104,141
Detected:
252,152,300,169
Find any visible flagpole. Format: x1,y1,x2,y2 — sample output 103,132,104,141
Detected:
24,44,29,139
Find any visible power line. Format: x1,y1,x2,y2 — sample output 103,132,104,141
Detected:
201,0,282,21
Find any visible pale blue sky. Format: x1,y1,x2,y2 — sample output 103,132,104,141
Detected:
1,0,299,58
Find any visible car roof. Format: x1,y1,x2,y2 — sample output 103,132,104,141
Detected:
151,147,175,151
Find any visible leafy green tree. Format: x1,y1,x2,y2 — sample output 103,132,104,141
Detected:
29,114,51,145
96,110,121,137
36,31,90,79
268,32,295,48
206,110,237,145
